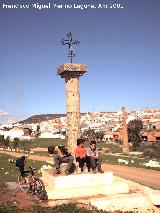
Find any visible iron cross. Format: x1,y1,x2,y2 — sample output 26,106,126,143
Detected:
61,32,80,63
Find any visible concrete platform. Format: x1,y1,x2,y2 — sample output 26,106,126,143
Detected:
90,193,157,213
41,169,129,199
40,168,160,212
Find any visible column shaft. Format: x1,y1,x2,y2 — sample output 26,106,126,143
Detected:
65,77,80,154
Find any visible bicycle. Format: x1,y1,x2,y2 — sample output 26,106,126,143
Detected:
9,156,47,200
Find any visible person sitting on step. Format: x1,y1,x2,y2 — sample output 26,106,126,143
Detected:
15,155,27,177
75,138,91,173
48,145,75,175
87,140,104,174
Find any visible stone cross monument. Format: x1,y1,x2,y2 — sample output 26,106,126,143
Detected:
57,32,87,155
122,106,129,154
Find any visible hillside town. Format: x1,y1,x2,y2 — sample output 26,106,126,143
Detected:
0,108,160,143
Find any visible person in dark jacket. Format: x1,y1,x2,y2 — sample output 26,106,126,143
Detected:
15,156,27,176
48,145,74,175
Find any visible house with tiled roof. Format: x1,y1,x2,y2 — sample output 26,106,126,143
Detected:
141,131,160,142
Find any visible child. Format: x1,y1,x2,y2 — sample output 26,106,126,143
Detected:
48,145,74,175
87,140,104,173
75,138,91,173
15,156,27,176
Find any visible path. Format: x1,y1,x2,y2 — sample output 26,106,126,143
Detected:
1,150,160,190
103,164,160,190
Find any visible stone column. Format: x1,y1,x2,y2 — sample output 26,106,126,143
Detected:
122,107,129,154
65,77,80,154
57,63,87,155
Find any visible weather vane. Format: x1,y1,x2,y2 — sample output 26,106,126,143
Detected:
60,32,80,63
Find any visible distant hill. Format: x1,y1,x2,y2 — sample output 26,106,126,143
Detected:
18,114,66,124
18,113,86,124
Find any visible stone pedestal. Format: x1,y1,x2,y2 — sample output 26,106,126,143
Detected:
41,169,129,200
57,63,87,155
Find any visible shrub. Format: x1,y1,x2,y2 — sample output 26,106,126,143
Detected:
143,148,159,159
13,137,19,149
31,203,134,213
4,136,10,147
0,135,5,147
0,202,20,213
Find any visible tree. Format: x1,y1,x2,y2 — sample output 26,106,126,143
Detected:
82,129,104,141
128,119,143,150
4,136,10,147
35,125,41,139
13,137,19,149
95,131,105,141
82,128,96,139
0,135,5,146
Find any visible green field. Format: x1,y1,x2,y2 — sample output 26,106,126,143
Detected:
12,138,122,152
102,154,160,171
14,138,66,150
0,153,52,182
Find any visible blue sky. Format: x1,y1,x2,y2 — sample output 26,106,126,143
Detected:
0,0,160,122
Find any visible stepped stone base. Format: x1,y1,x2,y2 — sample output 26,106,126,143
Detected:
41,168,160,212
147,190,160,205
90,193,156,212
41,169,129,199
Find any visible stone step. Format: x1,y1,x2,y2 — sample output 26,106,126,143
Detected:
103,181,129,195
46,185,104,199
42,169,113,189
41,169,130,199
45,181,129,200
115,176,160,206
89,193,157,212
147,190,160,206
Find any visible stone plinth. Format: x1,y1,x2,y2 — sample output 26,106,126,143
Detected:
57,63,87,155
41,169,129,199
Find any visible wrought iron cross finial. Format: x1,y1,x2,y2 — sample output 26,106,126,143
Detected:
61,32,80,63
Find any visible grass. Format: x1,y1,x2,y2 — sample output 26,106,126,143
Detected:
0,202,134,213
30,151,49,156
102,154,160,171
97,142,123,153
2,139,123,156
0,202,20,213
32,203,102,213
1,139,160,174
31,203,133,213
4,138,122,153
0,153,53,182
21,141,123,157
10,138,66,151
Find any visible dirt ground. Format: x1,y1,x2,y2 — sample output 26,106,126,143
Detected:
0,183,48,212
0,182,104,212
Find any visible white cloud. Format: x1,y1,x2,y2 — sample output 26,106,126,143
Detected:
0,108,16,124
0,109,9,116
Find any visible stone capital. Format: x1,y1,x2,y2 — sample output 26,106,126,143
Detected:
57,63,87,78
